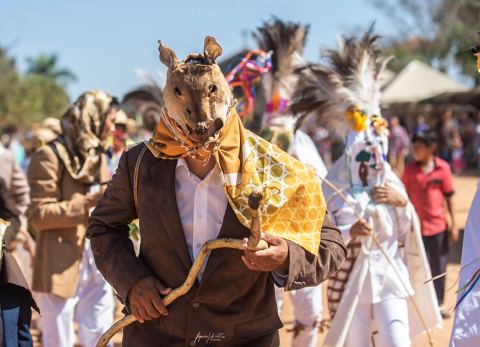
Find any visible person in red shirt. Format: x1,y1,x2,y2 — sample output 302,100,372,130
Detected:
402,130,458,318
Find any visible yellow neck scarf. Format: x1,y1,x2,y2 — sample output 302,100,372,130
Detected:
147,109,326,255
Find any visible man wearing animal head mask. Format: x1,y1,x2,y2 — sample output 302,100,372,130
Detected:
27,90,119,347
87,37,346,347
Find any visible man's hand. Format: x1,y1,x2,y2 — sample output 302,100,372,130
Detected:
128,276,172,323
350,219,372,238
448,226,459,245
83,191,103,212
371,185,407,207
241,234,288,272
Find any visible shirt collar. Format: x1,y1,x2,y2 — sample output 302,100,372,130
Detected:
176,157,219,182
176,157,188,170
414,156,440,170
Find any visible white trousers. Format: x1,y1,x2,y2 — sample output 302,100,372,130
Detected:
275,285,323,347
36,241,114,347
344,283,410,347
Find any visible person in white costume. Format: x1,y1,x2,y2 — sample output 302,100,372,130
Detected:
254,18,327,347
291,28,442,347
449,45,480,347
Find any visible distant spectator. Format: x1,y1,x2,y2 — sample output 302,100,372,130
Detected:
435,108,459,164
459,111,479,169
388,116,409,175
106,110,134,177
402,130,457,319
0,142,30,249
1,124,26,171
451,134,464,174
412,114,430,135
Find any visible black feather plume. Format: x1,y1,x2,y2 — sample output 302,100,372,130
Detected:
253,17,309,74
290,26,391,137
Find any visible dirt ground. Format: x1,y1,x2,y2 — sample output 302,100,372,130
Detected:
29,175,478,347
278,263,459,347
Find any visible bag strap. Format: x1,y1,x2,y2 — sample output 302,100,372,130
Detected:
133,145,148,213
47,141,67,188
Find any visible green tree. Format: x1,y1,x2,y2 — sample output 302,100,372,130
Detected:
26,53,76,86
382,37,436,73
368,0,480,85
0,47,20,124
0,48,71,128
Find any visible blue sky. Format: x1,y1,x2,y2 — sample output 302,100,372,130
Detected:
1,0,395,99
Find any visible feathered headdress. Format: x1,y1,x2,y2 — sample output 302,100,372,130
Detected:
254,17,309,75
291,27,391,139
291,28,391,188
252,18,310,150
254,18,309,120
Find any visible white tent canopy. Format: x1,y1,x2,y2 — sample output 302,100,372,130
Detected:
381,60,468,104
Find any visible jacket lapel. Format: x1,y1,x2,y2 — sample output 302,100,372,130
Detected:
149,158,193,271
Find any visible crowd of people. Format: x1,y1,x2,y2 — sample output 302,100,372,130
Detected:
1,20,480,347
386,109,480,176
310,107,480,179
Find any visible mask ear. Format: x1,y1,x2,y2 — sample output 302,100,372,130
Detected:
204,36,222,63
158,40,178,67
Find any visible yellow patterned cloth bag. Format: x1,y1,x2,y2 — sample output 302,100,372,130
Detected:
147,108,326,255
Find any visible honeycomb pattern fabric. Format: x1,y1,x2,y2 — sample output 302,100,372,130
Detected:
147,108,326,255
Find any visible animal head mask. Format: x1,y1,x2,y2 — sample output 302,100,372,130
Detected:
159,36,234,144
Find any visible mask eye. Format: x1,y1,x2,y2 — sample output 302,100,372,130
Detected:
209,84,217,93
174,87,182,96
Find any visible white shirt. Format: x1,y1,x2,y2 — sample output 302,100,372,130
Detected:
175,158,228,280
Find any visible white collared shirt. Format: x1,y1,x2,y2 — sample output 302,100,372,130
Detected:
175,158,228,280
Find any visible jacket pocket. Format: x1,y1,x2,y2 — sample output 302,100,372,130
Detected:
234,313,283,341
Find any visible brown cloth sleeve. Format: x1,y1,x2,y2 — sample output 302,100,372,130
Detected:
87,147,152,304
1,249,39,312
283,215,347,291
27,146,86,232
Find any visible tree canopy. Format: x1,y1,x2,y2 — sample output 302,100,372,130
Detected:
0,48,72,128
369,0,480,85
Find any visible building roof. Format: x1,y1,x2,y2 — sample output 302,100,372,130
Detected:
381,60,468,104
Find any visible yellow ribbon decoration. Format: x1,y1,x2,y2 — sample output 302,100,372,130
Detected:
346,107,368,132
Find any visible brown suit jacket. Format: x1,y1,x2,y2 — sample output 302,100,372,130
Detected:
27,144,108,298
87,143,346,347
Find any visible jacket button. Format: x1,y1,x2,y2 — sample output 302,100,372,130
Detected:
192,302,200,308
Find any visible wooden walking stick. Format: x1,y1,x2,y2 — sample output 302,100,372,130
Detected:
96,192,267,347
